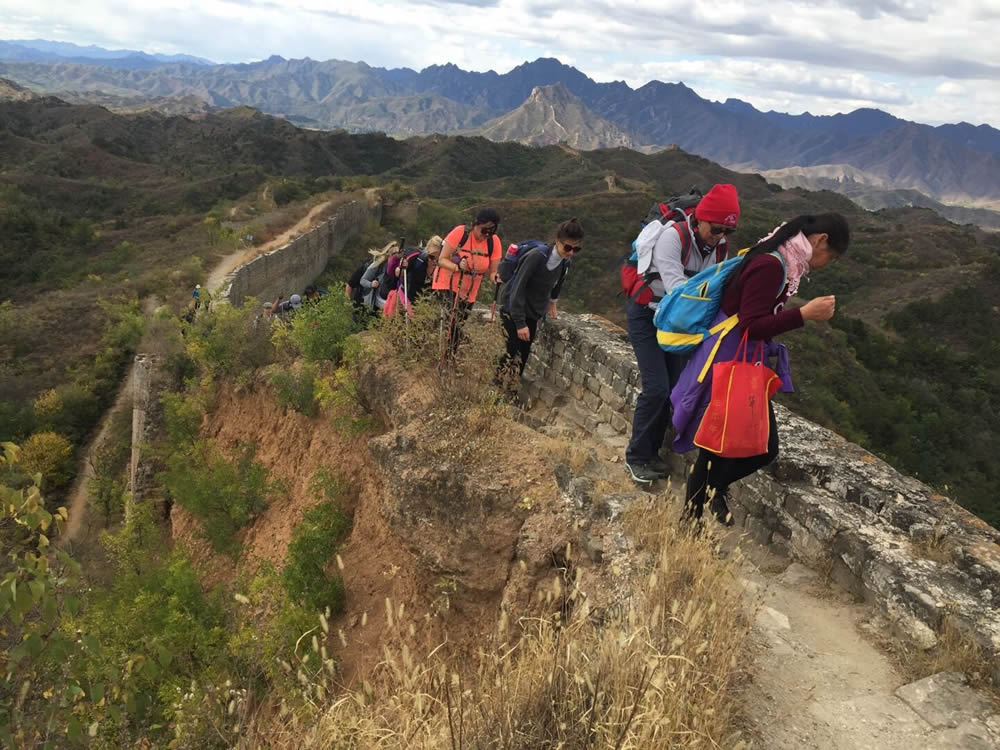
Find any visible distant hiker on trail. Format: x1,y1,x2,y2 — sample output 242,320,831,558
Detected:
625,184,741,484
672,213,849,525
281,294,304,314
496,219,581,388
193,284,201,309
433,209,502,359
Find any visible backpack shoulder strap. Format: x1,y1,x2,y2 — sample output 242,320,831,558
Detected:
768,251,788,294
674,221,693,266
715,238,728,264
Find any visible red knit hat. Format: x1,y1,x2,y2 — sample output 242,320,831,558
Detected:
694,184,740,227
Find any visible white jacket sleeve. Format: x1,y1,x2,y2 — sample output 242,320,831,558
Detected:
650,226,688,298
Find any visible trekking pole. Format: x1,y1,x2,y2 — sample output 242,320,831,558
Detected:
439,266,466,370
489,281,500,323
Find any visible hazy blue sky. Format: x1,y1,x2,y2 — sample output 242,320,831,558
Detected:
3,0,998,125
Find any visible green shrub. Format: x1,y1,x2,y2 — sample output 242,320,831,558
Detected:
188,302,276,380
287,294,357,363
270,363,319,416
18,431,74,491
88,405,132,524
33,383,101,445
163,441,284,554
281,495,350,613
272,180,309,206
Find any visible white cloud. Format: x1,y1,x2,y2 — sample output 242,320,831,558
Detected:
1,0,998,125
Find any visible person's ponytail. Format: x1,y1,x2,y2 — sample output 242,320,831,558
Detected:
723,213,850,293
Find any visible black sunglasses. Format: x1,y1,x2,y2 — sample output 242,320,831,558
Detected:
709,224,736,236
562,243,583,253
479,224,497,235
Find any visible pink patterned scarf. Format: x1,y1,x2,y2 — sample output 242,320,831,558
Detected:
759,224,813,296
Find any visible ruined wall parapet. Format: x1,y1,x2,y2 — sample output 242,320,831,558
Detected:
218,199,381,308
524,312,1000,679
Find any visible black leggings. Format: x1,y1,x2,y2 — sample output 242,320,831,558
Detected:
685,403,779,519
438,290,473,361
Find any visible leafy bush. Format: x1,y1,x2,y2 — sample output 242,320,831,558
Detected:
163,441,284,554
18,431,74,491
32,384,100,445
88,405,132,524
187,302,276,380
272,180,309,206
0,442,84,747
270,364,320,416
281,489,350,613
279,471,351,615
76,504,229,745
287,294,357,363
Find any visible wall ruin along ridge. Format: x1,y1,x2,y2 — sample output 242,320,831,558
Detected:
523,312,1000,679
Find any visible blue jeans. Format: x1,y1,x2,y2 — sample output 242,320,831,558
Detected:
625,301,688,464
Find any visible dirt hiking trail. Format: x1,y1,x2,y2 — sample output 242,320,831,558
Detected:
529,398,1000,749
205,199,333,294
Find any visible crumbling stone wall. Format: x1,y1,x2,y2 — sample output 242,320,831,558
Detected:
219,199,380,308
127,353,162,517
524,312,1000,680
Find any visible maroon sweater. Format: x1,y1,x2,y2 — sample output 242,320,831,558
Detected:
721,253,803,340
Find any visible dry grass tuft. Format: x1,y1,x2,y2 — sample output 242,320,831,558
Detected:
897,615,994,690
250,498,753,748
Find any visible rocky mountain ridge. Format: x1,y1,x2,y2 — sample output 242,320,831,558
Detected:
2,54,999,208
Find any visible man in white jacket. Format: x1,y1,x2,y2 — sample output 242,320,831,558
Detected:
625,183,741,484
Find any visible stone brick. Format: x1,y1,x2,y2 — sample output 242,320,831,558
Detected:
572,368,586,385
610,412,629,435
583,390,602,412
595,363,613,384
599,384,626,412
612,373,628,398
586,375,602,395
552,341,566,357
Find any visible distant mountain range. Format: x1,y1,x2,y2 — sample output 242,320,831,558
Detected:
2,46,999,214
0,39,213,69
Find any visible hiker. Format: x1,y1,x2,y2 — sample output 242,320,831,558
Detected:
193,284,201,309
433,209,502,359
672,213,849,525
497,219,581,385
625,184,741,484
359,241,401,311
280,294,303,314
401,239,434,302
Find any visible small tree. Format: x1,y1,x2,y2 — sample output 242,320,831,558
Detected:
18,432,74,491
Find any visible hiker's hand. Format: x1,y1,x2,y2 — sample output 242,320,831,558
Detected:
492,272,501,283
458,258,468,272
801,295,836,321
517,327,531,341
370,279,378,289
547,301,558,319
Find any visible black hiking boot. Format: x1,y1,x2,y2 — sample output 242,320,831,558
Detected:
626,462,661,484
709,493,735,527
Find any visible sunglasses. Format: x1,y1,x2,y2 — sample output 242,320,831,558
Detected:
562,243,583,254
709,224,736,236
479,225,497,235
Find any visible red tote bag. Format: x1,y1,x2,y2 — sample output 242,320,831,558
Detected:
694,332,782,458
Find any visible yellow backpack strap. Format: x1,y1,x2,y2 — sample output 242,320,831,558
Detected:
696,314,740,382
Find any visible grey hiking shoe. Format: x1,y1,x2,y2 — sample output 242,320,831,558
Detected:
626,462,661,484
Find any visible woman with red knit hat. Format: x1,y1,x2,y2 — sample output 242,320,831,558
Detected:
625,183,741,484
